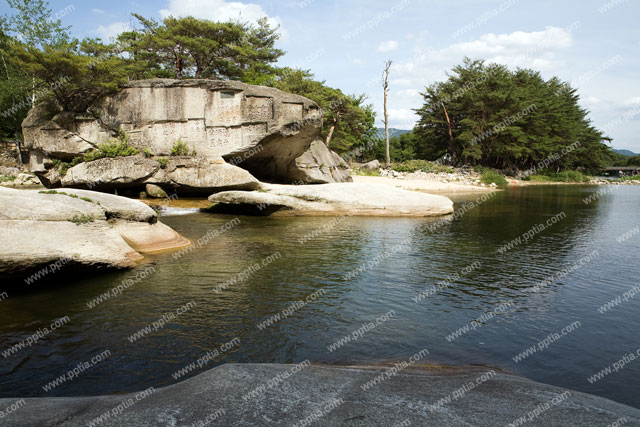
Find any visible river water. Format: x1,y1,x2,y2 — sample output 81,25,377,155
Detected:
1,185,639,408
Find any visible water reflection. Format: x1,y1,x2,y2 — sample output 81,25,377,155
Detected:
1,186,639,409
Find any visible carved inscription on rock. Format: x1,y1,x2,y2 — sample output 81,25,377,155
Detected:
206,127,243,151
282,103,304,121
141,120,206,154
246,97,273,122
205,90,243,127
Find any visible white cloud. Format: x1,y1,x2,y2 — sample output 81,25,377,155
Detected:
92,8,105,14
159,0,284,37
391,78,413,87
95,22,131,41
377,40,399,53
375,27,577,129
584,96,601,105
388,108,418,128
394,26,576,94
625,97,640,105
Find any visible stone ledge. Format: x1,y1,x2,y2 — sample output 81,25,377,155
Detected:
0,363,638,426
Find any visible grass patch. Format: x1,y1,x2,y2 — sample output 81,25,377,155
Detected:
39,190,95,203
353,168,380,176
391,160,454,173
616,175,640,182
157,157,168,168
480,170,508,186
0,175,16,183
69,214,94,225
523,171,591,183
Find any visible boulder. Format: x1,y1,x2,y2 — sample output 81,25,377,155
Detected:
208,182,454,216
147,157,260,194
60,156,160,189
145,183,168,199
0,187,190,283
361,159,381,171
288,139,352,184
54,155,259,195
22,79,351,188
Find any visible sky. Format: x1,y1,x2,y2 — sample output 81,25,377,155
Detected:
2,0,639,152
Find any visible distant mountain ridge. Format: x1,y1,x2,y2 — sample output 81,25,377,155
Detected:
613,149,637,156
375,128,412,139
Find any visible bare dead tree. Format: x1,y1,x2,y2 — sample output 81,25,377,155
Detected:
382,60,392,167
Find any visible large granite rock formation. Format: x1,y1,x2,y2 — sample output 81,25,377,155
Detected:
0,187,190,283
208,182,454,216
23,79,351,194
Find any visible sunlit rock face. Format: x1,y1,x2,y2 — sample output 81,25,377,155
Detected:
22,79,351,194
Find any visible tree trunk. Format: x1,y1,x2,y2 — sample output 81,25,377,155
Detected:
325,114,341,147
15,138,22,167
31,76,36,106
442,103,456,164
383,60,392,167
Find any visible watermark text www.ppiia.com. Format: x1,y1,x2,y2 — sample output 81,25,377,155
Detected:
327,310,396,352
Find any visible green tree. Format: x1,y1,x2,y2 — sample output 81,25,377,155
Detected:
10,38,131,112
268,68,376,155
414,58,611,170
121,14,283,82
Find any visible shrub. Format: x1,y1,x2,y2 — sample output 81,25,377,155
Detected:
83,140,139,162
480,170,508,186
142,147,154,158
157,157,168,169
618,175,640,182
170,139,191,156
554,171,590,182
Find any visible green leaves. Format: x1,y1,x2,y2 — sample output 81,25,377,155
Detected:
414,58,611,170
121,14,283,82
267,68,376,155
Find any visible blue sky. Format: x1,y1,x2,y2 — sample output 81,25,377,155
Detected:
2,0,639,152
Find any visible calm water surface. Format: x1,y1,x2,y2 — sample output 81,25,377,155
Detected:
1,185,639,408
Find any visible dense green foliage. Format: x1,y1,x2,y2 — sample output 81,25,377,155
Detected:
414,58,612,170
0,1,375,153
119,15,283,82
267,68,376,154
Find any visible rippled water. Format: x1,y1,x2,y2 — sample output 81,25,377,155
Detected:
1,185,639,408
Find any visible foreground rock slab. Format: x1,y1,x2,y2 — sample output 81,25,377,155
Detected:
208,182,454,216
0,187,190,282
1,363,637,426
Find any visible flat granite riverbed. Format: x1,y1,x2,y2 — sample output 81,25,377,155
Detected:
1,364,638,426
